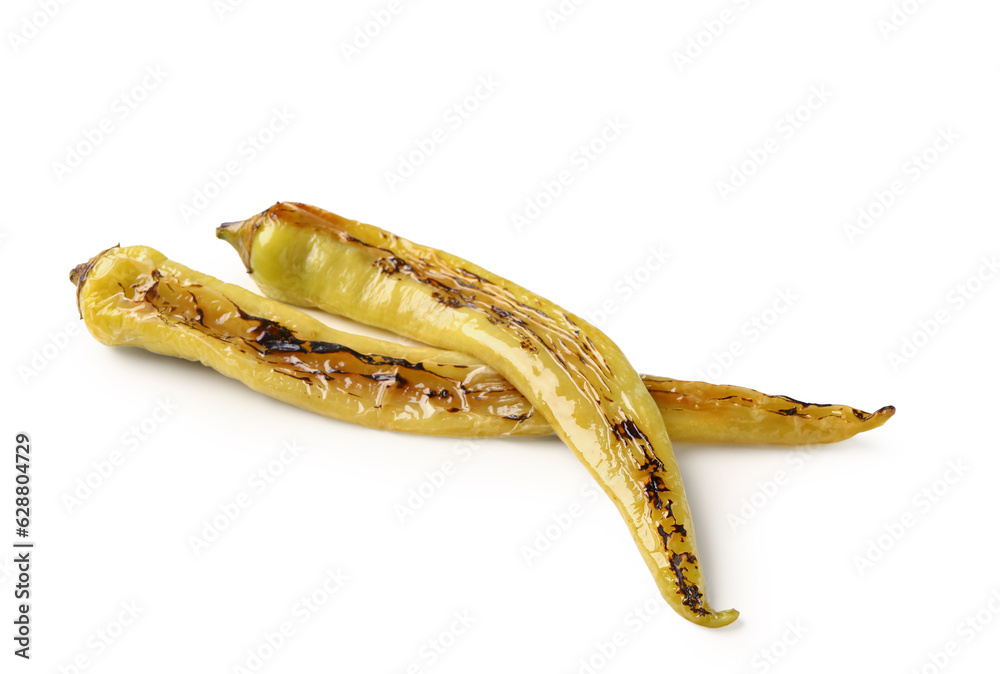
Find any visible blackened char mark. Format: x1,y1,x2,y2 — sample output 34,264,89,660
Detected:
640,449,666,475
613,418,649,443
187,291,206,326
232,306,431,373
644,475,669,510
655,519,687,547
143,281,161,304
612,418,665,472
276,370,314,385
713,395,758,405
491,305,516,320
375,256,414,276
433,292,463,309
451,276,481,290
668,552,708,616
777,393,833,409
663,499,686,538
233,305,301,349
657,524,671,548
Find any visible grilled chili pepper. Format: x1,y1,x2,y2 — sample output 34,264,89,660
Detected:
217,202,740,626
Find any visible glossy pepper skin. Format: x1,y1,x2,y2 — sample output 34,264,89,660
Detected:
71,245,894,444
218,202,740,627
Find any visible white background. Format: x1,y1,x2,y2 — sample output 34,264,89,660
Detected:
2,0,999,672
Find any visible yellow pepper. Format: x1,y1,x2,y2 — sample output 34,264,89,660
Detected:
218,202,741,626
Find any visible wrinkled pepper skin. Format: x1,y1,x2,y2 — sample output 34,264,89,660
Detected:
71,246,894,445
218,202,740,627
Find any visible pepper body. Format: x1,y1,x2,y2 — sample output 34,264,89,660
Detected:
218,202,740,627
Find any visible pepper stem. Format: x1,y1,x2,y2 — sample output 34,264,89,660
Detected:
216,218,258,273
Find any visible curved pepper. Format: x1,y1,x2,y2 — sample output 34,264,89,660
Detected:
218,202,740,626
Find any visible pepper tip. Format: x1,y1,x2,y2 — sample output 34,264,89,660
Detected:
713,608,740,627
864,405,896,430
691,607,739,628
